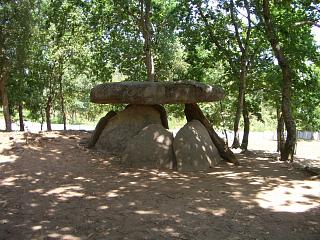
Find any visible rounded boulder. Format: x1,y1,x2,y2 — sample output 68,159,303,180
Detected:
122,124,175,169
173,120,222,171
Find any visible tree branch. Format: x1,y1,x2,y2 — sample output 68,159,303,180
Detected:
230,0,245,53
243,0,252,50
294,20,320,28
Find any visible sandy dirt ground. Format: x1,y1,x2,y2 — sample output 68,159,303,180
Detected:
0,131,319,240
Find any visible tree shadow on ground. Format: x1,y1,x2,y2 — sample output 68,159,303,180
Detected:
0,131,319,240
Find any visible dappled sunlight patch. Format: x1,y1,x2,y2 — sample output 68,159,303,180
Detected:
119,172,131,176
0,155,18,163
230,191,254,205
225,182,241,186
248,177,266,185
0,219,9,224
0,176,18,186
151,226,181,238
31,225,42,231
28,145,44,151
186,210,199,216
45,185,84,200
30,203,40,208
196,207,227,216
97,205,109,210
207,170,252,180
60,227,74,232
30,188,45,193
47,232,81,240
84,196,97,200
255,180,320,212
135,210,159,215
255,156,271,161
50,149,62,154
104,189,121,198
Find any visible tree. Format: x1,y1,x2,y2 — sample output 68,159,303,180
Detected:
0,0,33,131
179,0,258,150
109,0,181,82
255,0,319,161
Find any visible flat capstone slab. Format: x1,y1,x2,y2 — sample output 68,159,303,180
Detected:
90,81,225,104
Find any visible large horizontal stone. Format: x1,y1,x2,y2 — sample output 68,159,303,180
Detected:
90,81,225,104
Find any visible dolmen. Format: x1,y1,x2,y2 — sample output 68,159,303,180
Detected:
89,81,238,171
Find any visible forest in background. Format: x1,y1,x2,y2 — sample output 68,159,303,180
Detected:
1,0,320,161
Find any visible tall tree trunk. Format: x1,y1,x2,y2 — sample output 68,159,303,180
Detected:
230,0,250,149
276,107,285,153
59,75,67,130
197,1,252,149
240,98,250,151
262,0,296,161
0,58,12,132
18,103,25,131
219,101,229,146
45,96,52,131
0,81,12,131
40,109,44,131
140,0,155,82
231,73,246,149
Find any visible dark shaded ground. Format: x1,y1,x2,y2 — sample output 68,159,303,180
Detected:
0,131,319,240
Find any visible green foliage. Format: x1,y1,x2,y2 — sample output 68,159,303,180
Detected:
1,0,319,133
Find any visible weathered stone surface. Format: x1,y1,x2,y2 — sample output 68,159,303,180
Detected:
90,81,225,104
184,103,239,165
173,120,222,171
95,105,162,154
123,124,175,169
88,110,117,148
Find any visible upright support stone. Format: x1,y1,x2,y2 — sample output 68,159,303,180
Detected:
95,105,162,155
184,103,239,165
124,104,169,129
88,111,117,148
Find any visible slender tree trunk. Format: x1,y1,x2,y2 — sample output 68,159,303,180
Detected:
0,81,12,131
232,69,246,149
240,98,250,151
18,103,25,131
198,1,251,150
276,107,285,153
219,101,229,146
59,75,67,130
45,96,52,131
40,110,44,131
0,59,12,131
140,0,155,82
262,0,296,161
229,0,251,149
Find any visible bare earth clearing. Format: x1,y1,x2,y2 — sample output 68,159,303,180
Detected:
0,131,319,240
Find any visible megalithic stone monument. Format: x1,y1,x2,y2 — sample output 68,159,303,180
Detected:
89,81,238,170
